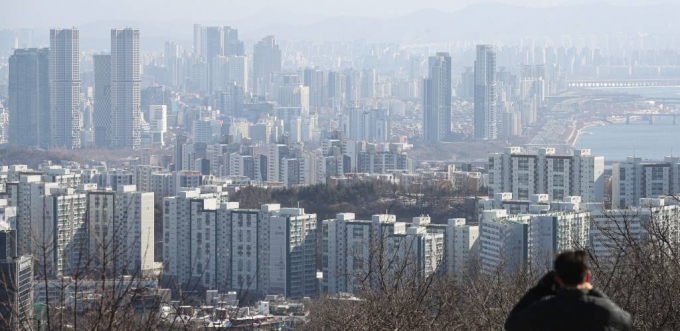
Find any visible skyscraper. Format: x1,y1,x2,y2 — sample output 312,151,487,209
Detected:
93,54,111,147
253,36,281,96
474,45,498,140
223,26,244,56
8,48,50,148
50,28,81,149
423,52,452,143
110,29,141,150
193,24,203,56
164,41,179,87
304,68,327,109
227,55,248,91
205,26,223,94
204,26,223,62
360,68,376,99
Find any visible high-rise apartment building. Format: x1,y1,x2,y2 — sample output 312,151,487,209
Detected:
162,189,228,289
277,84,310,115
164,41,179,87
423,52,452,143
0,228,33,331
8,48,50,148
192,118,214,144
223,26,244,56
446,219,479,278
9,173,59,257
327,70,346,105
40,187,89,277
253,36,281,96
228,55,248,92
488,147,604,202
148,105,167,147
304,68,327,109
163,195,318,297
590,197,680,261
110,29,141,150
87,186,154,275
193,25,244,58
347,108,391,143
479,207,590,275
204,26,223,94
360,68,376,99
93,54,112,147
268,208,318,298
204,26,223,64
193,24,203,56
474,45,498,140
50,28,81,149
322,213,376,294
612,156,680,208
267,144,289,183
323,214,451,294
386,225,445,282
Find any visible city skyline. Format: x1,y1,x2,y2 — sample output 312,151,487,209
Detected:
2,2,680,329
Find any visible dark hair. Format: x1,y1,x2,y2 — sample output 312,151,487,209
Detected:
554,250,589,286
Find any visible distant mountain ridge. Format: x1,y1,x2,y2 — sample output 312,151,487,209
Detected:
77,2,680,50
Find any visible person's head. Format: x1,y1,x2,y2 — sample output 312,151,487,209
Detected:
554,250,591,287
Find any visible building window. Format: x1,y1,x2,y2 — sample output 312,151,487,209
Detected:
651,182,665,196
518,173,529,186
553,159,565,172
518,188,529,200
553,189,564,200
620,168,626,181
553,174,564,187
651,167,664,181
518,158,529,171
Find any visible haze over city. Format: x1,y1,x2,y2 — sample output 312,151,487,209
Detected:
0,0,678,330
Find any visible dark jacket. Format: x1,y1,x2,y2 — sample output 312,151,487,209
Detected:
505,280,632,331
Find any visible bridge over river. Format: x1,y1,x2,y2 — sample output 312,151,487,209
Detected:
567,79,680,88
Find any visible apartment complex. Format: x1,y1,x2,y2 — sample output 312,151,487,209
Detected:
163,190,318,298
612,156,680,208
488,147,604,202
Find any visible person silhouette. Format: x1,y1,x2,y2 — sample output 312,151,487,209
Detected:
505,250,632,331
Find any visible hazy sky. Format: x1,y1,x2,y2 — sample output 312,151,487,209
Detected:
0,0,669,28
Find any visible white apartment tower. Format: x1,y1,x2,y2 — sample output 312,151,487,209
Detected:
110,29,141,149
323,214,434,294
163,197,318,297
50,28,81,149
474,45,498,140
386,225,444,281
488,147,604,202
612,156,680,208
479,208,590,275
228,55,248,91
479,210,529,274
87,186,154,275
10,174,59,256
423,52,452,143
148,105,167,147
41,187,89,277
447,219,479,278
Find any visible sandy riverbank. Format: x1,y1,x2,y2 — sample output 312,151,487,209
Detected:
568,121,607,147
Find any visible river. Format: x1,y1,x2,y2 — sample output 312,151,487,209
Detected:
574,86,680,162
574,121,680,161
